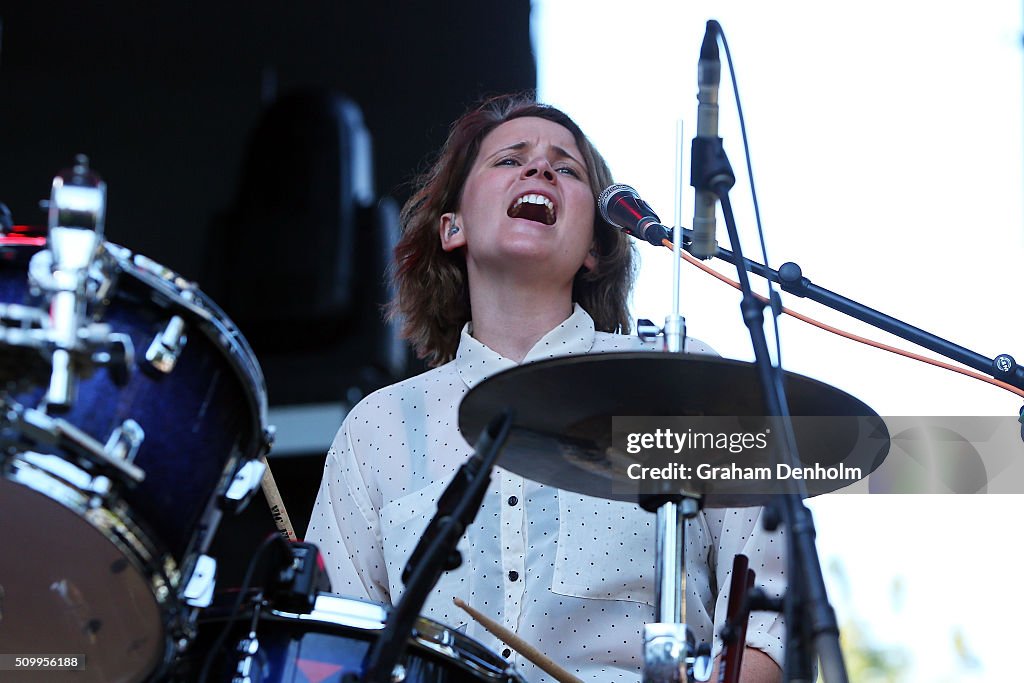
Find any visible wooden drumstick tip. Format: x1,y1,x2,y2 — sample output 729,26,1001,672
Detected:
453,597,583,683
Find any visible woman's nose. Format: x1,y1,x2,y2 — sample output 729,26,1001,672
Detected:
522,158,555,181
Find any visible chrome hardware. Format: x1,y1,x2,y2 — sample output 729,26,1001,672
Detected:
182,554,217,608
231,635,261,683
263,424,277,454
36,155,107,408
104,419,145,463
3,401,145,484
637,318,662,341
223,459,267,512
145,315,188,373
643,622,696,683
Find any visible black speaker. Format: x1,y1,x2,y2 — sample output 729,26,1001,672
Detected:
207,88,374,348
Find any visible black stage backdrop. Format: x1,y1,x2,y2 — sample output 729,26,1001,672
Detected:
0,1,534,583
0,1,533,279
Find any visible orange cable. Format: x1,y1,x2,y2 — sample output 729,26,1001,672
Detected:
662,239,1024,400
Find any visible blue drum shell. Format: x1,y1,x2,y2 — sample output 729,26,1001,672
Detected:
0,240,266,562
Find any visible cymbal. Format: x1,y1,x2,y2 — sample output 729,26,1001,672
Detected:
459,353,889,508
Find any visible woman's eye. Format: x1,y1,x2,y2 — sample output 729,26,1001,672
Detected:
557,167,581,178
497,157,520,166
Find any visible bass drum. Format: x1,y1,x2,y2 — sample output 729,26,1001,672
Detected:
178,593,525,683
0,235,270,682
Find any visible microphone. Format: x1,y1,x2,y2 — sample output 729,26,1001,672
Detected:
690,21,722,260
598,183,671,246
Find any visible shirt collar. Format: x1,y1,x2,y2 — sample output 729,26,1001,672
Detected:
455,304,597,389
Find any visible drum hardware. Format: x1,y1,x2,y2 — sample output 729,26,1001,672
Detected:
104,417,145,463
643,623,698,683
266,541,327,614
222,458,268,512
0,304,136,389
184,592,525,683
637,317,663,341
3,399,146,483
0,302,47,330
146,314,189,373
26,241,116,306
36,155,107,409
643,495,701,683
194,534,296,683
460,353,889,683
229,601,265,683
11,450,115,499
184,555,219,609
0,160,272,682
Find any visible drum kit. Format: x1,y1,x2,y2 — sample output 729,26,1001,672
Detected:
0,159,888,682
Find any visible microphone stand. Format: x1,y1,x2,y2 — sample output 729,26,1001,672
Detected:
672,229,1024,394
357,411,514,683
692,132,843,682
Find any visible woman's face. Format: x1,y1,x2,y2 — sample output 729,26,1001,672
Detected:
441,116,597,282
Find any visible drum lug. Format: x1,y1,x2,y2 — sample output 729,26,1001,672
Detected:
104,419,145,464
222,459,267,512
146,314,188,373
182,554,217,608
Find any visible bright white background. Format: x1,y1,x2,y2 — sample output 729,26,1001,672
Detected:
535,1,1024,680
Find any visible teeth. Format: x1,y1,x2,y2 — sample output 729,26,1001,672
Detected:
513,194,554,210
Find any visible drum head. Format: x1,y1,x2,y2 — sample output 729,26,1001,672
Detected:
0,474,165,683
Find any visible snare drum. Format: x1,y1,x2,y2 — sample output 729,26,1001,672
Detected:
179,593,524,683
0,235,271,682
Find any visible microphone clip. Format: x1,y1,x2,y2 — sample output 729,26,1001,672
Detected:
690,136,735,197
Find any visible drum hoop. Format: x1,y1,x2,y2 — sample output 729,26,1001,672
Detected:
263,594,520,682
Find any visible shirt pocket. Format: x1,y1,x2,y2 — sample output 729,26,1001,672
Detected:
551,492,657,606
379,479,470,629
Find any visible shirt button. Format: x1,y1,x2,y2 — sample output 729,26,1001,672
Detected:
508,570,519,582
507,496,518,506
502,648,512,658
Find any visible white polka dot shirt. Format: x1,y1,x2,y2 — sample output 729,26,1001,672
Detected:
307,305,786,681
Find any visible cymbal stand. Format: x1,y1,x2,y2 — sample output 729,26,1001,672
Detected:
640,494,707,683
638,114,709,683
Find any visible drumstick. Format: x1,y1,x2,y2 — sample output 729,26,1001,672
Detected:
259,456,297,541
719,554,751,683
453,597,583,683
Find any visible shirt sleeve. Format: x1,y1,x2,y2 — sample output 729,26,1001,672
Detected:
705,506,787,669
305,416,391,604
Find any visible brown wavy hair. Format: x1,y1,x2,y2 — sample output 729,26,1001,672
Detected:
388,94,637,367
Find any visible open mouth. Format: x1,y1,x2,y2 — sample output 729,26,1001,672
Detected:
507,193,556,226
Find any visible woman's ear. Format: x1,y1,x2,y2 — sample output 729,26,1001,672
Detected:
439,213,467,252
582,243,598,271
